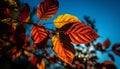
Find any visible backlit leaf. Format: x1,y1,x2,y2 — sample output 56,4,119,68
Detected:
37,0,59,20
54,14,80,28
52,32,75,65
31,24,49,44
112,44,120,56
37,59,45,69
103,38,111,49
60,22,99,44
18,3,30,22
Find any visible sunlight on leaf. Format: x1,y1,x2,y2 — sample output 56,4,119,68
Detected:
37,0,59,20
54,14,80,28
60,22,99,44
31,24,49,44
52,33,75,65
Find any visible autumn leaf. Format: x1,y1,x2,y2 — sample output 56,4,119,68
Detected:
37,0,59,20
102,60,117,69
60,22,99,44
103,38,111,49
31,24,49,44
37,59,45,69
112,44,120,56
0,8,11,19
30,56,37,66
54,14,80,28
18,3,30,22
52,32,75,65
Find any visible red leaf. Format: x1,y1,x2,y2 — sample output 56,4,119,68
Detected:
0,8,11,19
112,44,120,56
31,24,49,44
30,56,37,66
18,3,30,22
103,39,111,48
37,0,59,20
60,22,99,44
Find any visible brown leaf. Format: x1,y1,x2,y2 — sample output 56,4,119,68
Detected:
112,44,120,56
60,22,99,44
37,0,59,20
14,24,26,48
18,3,30,22
52,32,75,65
103,39,111,48
102,60,117,69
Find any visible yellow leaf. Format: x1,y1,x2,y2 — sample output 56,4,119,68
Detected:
37,59,45,69
54,14,80,28
52,33,75,65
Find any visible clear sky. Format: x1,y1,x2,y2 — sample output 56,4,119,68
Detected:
21,0,120,68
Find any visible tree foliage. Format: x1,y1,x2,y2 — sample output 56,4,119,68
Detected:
0,0,119,69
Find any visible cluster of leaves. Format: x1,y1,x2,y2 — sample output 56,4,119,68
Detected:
0,0,120,69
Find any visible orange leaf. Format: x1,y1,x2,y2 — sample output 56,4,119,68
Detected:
18,3,30,22
103,39,111,48
112,44,120,56
37,59,45,69
52,32,75,65
37,0,59,20
60,22,99,44
31,24,49,44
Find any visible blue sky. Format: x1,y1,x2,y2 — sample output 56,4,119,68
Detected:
21,0,120,68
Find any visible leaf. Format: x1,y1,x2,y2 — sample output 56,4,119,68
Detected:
108,53,115,61
60,22,99,44
52,32,75,65
54,14,80,28
30,56,37,66
31,24,49,44
0,8,11,19
103,39,111,49
102,60,117,69
14,24,26,48
37,0,59,20
18,3,30,22
112,44,120,56
37,59,45,69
